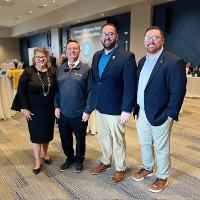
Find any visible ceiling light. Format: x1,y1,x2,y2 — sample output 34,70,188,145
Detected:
1,0,15,6
52,0,56,3
25,10,33,14
77,20,80,23
101,13,104,16
38,4,47,8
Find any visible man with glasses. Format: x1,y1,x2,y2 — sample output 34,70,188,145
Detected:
89,23,137,184
132,26,186,192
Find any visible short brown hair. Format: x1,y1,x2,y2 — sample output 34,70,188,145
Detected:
66,39,80,49
145,26,165,38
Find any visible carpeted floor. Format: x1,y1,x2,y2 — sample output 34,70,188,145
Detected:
0,98,199,200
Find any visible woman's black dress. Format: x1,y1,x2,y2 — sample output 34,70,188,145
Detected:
17,65,57,143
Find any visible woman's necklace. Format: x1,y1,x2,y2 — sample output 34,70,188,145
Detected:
36,69,51,96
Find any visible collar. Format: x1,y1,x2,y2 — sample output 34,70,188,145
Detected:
68,59,80,68
65,59,80,71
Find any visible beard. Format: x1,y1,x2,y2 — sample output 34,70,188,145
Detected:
102,39,116,50
146,42,162,54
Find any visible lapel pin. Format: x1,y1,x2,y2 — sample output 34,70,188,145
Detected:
112,56,115,59
160,60,163,64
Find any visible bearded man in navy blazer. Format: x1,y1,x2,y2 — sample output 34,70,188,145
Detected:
88,23,137,184
132,26,186,192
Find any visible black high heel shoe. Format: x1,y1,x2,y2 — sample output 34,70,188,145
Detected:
42,157,52,165
33,165,42,175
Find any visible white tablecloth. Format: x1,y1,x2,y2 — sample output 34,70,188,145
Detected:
186,76,200,98
0,75,15,120
87,111,97,134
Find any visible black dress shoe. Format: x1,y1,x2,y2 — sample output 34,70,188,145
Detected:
42,157,52,164
59,159,75,172
33,166,42,175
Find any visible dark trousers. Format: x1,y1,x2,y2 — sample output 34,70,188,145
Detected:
58,114,88,163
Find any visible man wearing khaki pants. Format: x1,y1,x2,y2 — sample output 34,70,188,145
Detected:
87,23,137,184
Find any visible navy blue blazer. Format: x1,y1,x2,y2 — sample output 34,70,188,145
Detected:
135,50,187,126
87,47,137,115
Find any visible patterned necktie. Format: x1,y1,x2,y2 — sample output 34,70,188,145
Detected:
69,63,75,69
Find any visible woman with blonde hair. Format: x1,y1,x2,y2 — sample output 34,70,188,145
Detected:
12,48,57,174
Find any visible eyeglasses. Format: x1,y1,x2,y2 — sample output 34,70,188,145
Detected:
35,56,46,59
101,32,116,37
144,36,162,42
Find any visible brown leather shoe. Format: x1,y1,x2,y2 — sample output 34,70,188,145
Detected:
149,178,168,193
91,162,111,175
111,171,126,184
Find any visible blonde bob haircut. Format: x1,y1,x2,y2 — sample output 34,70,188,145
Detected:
32,48,50,68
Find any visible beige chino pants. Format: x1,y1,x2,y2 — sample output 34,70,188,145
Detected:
96,111,126,171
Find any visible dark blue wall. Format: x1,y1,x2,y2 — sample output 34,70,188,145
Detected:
153,0,200,66
107,12,131,50
60,27,69,54
20,31,50,68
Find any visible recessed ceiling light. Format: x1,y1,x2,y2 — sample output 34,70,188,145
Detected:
101,13,104,16
1,0,15,6
77,20,80,23
25,10,33,14
52,0,56,3
38,4,47,8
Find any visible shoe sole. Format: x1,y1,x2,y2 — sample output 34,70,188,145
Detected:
76,170,83,173
148,181,168,193
91,166,111,175
59,163,75,172
132,172,153,181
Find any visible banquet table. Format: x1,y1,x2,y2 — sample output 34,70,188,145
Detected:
0,75,15,120
6,69,23,90
186,76,200,98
